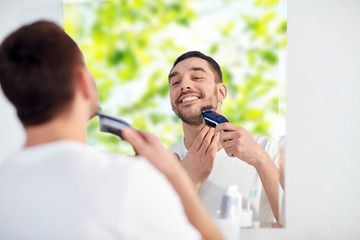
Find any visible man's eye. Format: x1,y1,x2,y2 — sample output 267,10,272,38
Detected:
172,80,180,86
193,76,201,80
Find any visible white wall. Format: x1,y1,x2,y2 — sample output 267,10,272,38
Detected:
287,0,360,238
242,0,360,239
1,0,360,239
0,0,63,161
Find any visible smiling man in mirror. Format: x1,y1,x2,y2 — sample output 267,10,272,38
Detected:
168,51,285,227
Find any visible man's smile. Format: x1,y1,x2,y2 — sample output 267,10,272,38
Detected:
176,91,203,106
180,95,200,104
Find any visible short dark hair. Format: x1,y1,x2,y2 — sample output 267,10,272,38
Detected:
169,51,223,83
0,20,82,126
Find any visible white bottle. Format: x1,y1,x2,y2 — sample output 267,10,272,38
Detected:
217,185,242,240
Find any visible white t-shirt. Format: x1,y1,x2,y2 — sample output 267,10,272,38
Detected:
0,140,200,240
170,136,281,223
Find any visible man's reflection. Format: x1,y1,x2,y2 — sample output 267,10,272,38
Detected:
167,51,284,226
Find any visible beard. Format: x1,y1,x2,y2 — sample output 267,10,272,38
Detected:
172,88,219,126
177,108,204,126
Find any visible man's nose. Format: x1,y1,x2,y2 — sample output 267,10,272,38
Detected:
180,77,192,91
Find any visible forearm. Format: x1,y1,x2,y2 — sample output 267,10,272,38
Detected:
166,161,224,240
179,161,204,193
255,154,280,222
279,148,285,190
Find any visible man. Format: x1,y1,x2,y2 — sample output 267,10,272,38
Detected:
0,21,223,240
168,51,284,224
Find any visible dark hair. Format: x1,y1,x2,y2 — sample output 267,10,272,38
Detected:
169,51,223,83
0,20,82,126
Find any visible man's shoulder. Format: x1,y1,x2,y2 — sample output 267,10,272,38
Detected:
254,135,278,146
253,135,280,163
168,138,187,160
2,140,152,175
168,138,183,152
85,146,156,176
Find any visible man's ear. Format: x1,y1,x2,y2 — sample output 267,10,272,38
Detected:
217,83,227,102
76,66,92,99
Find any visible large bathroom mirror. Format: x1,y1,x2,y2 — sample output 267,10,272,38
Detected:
64,0,287,228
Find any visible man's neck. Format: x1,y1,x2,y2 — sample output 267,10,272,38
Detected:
25,116,87,147
183,123,203,150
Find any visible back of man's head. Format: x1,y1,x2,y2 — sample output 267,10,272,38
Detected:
169,51,223,83
0,20,83,126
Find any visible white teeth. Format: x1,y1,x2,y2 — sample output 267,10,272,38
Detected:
181,96,198,103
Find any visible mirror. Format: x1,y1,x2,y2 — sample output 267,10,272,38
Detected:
64,0,286,228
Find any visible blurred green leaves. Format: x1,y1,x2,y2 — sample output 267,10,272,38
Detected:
64,0,286,153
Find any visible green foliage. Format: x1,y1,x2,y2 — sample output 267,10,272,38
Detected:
64,0,286,153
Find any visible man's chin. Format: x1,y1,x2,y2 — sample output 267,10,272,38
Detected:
174,102,217,126
178,112,203,126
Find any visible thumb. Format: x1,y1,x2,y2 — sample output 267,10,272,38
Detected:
122,127,146,155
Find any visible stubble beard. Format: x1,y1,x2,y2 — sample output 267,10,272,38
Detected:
177,109,204,126
173,88,218,126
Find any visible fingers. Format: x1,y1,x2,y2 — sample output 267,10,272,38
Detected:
223,145,237,158
122,127,145,154
214,122,237,133
217,124,249,145
190,126,210,151
215,124,245,158
198,128,215,153
136,129,160,145
219,133,237,157
220,135,237,149
205,132,219,160
219,131,241,146
122,128,162,156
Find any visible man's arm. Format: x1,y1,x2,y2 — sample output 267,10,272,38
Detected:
279,147,285,190
215,122,280,221
122,127,224,240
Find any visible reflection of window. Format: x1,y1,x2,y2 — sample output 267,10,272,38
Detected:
64,0,287,153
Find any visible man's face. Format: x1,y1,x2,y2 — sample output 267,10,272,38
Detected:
169,57,225,126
